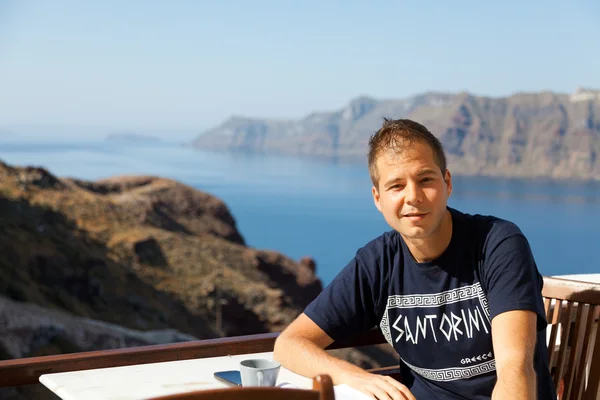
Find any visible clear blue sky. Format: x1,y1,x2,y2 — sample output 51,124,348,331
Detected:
0,0,598,139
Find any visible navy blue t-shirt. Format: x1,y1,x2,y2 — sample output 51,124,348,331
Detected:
304,208,556,399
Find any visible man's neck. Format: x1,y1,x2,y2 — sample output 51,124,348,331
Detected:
403,210,453,263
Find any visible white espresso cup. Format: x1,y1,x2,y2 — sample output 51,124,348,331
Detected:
239,359,280,387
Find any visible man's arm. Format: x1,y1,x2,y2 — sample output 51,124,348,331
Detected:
274,313,415,400
491,310,537,400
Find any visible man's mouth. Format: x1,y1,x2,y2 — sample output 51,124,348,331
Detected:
403,212,428,221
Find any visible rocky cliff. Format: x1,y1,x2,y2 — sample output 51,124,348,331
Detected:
0,161,324,340
0,161,397,398
191,88,600,180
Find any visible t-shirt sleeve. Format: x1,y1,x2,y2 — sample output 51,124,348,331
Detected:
481,224,547,331
303,255,379,341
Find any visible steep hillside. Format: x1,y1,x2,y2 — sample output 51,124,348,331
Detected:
0,162,322,339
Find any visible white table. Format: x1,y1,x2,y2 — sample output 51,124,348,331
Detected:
554,274,600,284
39,351,369,400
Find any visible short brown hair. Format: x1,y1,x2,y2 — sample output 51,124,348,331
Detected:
368,118,447,188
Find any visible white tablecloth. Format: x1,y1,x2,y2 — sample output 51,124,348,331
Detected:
39,351,371,400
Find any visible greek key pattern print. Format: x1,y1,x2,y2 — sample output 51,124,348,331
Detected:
401,358,496,382
479,292,491,318
380,309,393,346
385,283,484,309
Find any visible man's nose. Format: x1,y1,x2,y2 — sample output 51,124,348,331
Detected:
405,182,423,205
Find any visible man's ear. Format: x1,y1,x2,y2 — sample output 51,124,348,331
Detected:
372,186,382,212
444,169,453,197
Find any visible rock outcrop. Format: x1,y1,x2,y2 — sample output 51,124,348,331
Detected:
0,161,322,339
0,295,197,360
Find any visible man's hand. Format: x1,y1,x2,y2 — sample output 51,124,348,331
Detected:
274,314,415,400
338,369,415,400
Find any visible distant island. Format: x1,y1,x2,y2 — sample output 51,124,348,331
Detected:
190,88,600,181
106,132,162,143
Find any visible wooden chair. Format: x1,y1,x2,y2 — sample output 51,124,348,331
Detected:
146,374,335,400
543,277,600,400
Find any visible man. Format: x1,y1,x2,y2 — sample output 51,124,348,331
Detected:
274,119,556,399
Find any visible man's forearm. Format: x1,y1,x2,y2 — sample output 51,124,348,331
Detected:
492,365,536,400
273,334,367,384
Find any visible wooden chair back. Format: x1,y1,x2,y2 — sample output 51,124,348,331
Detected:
146,374,335,400
543,277,600,400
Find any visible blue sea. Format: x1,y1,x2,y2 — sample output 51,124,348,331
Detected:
1,139,599,285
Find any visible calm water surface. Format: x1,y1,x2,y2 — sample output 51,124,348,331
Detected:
1,140,598,285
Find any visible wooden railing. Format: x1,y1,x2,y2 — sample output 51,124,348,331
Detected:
1,276,599,398
0,329,387,388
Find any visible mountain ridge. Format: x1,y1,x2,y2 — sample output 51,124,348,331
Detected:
191,88,600,181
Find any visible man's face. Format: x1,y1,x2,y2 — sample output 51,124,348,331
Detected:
372,141,452,241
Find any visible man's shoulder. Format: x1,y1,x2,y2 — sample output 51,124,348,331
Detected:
354,230,401,263
451,207,525,244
